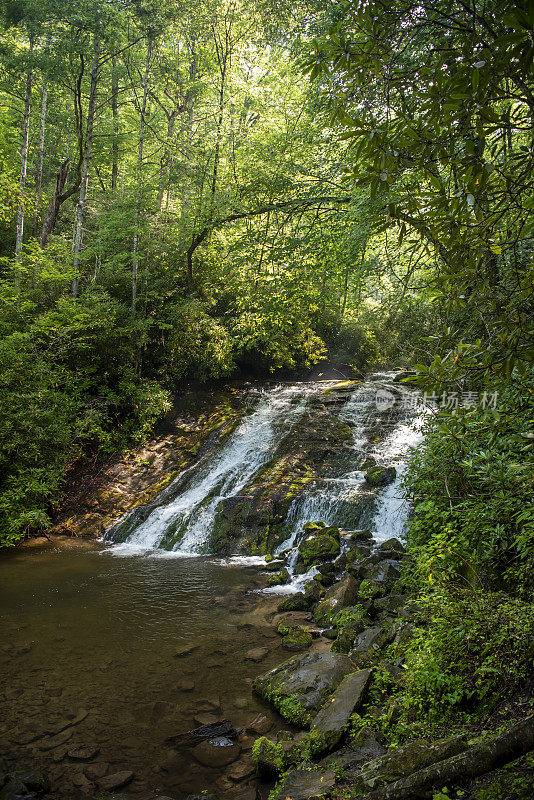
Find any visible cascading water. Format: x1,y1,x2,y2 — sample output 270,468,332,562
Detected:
112,385,313,555
272,374,424,588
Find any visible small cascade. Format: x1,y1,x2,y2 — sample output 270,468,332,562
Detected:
272,374,424,590
370,417,425,542
114,385,313,554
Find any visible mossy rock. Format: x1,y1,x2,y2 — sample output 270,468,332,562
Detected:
303,521,326,533
266,569,290,587
281,628,313,651
297,532,340,570
364,465,397,487
277,592,312,612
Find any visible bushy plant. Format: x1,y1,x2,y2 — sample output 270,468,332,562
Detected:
404,590,534,716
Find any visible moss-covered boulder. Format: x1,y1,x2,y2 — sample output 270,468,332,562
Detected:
252,651,353,728
297,529,341,571
313,574,360,626
266,568,290,587
330,606,371,653
364,465,397,487
277,592,312,612
310,668,372,753
282,628,313,651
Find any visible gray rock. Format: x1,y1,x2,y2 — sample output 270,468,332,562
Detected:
244,647,269,662
253,651,353,727
313,574,360,626
350,626,393,666
191,740,241,767
272,768,336,799
373,594,406,615
97,771,134,791
311,669,372,751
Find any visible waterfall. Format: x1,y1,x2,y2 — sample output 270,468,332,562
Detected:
111,385,313,555
109,373,424,562
271,375,424,587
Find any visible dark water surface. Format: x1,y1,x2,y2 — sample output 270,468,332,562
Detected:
0,540,287,799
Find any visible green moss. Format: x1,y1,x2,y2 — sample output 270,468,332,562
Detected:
281,628,313,651
278,694,313,727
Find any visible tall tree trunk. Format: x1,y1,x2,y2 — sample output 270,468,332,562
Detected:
71,39,99,298
111,58,119,192
33,81,48,237
15,38,34,279
132,41,152,317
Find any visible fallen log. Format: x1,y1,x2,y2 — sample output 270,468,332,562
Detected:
165,719,243,748
365,714,534,800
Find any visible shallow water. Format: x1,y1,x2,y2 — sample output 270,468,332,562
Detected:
0,541,288,799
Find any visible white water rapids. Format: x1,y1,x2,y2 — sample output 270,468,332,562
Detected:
110,374,424,561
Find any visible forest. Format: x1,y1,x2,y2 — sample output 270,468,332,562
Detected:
0,0,534,799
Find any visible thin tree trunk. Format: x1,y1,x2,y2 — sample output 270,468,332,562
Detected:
72,39,100,298
132,41,152,317
111,58,119,192
33,82,48,238
39,159,70,248
15,38,34,276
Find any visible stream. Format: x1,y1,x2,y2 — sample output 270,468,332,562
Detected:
0,373,423,800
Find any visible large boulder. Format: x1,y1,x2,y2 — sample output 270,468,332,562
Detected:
364,465,397,487
350,626,394,667
253,651,353,728
313,574,360,626
297,529,340,571
271,769,336,800
311,669,372,752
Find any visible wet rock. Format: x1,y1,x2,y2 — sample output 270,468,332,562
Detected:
304,579,323,603
297,529,340,571
350,529,373,542
38,729,73,750
97,771,134,791
45,708,89,736
322,627,337,640
368,559,401,584
271,768,336,800
253,651,353,727
244,647,269,662
194,713,219,726
266,569,290,587
83,763,108,780
191,740,241,768
264,559,286,572
311,669,372,752
320,727,386,771
174,644,197,658
67,744,100,760
347,553,380,580
277,592,311,612
350,626,393,666
246,714,273,735
377,537,405,556
281,629,313,651
360,735,469,788
227,757,255,781
373,594,406,616
313,574,360,626
364,465,396,487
